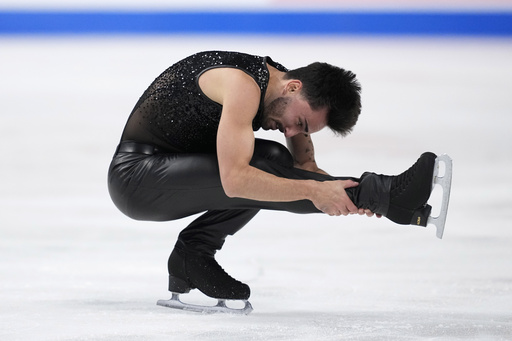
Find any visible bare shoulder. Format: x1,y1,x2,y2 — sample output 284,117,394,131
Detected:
198,67,260,106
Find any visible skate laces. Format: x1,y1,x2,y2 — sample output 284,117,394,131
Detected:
389,152,436,205
390,161,417,199
204,256,244,285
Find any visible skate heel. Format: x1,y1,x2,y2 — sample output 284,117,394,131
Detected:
168,275,191,294
410,205,432,227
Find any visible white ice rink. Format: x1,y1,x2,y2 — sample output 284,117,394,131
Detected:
1,35,512,340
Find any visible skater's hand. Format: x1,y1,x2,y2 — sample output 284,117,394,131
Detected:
358,208,382,218
313,180,359,216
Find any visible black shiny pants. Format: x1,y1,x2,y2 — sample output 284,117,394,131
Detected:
108,139,357,255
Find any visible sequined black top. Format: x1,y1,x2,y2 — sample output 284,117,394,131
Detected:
120,51,288,153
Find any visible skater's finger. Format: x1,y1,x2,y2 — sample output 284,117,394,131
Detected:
345,201,358,215
341,180,359,189
366,211,382,218
357,208,381,218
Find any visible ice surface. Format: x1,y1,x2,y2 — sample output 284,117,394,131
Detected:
1,36,511,340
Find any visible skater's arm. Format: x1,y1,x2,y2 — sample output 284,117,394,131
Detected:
287,133,378,217
200,68,358,216
286,133,328,175
214,70,314,201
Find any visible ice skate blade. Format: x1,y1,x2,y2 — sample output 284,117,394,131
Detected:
427,154,453,239
157,293,253,315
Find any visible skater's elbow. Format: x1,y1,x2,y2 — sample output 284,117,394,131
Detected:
222,181,239,198
220,171,244,198
220,164,260,199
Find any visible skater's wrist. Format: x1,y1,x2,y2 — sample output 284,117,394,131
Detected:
303,180,324,202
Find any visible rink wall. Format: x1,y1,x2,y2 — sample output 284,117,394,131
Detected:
1,1,512,36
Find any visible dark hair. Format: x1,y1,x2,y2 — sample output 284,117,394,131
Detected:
284,62,361,136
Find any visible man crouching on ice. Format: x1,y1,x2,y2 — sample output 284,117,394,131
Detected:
108,51,448,314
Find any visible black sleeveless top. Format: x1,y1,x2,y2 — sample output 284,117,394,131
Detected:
120,51,288,153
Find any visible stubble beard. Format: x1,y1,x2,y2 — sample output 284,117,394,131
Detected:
262,97,289,130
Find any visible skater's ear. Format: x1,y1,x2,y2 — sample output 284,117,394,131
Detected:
284,79,303,95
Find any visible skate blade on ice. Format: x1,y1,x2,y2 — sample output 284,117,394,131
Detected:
157,293,253,315
427,154,453,239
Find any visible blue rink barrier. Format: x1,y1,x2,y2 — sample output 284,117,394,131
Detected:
1,10,512,36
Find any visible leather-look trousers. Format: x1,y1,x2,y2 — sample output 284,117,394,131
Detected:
108,139,358,255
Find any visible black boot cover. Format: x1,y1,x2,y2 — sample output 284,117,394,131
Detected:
167,241,250,300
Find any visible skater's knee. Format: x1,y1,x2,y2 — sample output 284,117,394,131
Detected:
252,139,293,167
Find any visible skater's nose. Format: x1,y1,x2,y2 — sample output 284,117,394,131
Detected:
284,127,299,138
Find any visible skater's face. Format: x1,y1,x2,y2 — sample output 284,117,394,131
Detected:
262,82,328,138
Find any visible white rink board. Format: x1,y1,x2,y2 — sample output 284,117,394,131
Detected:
1,36,511,340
